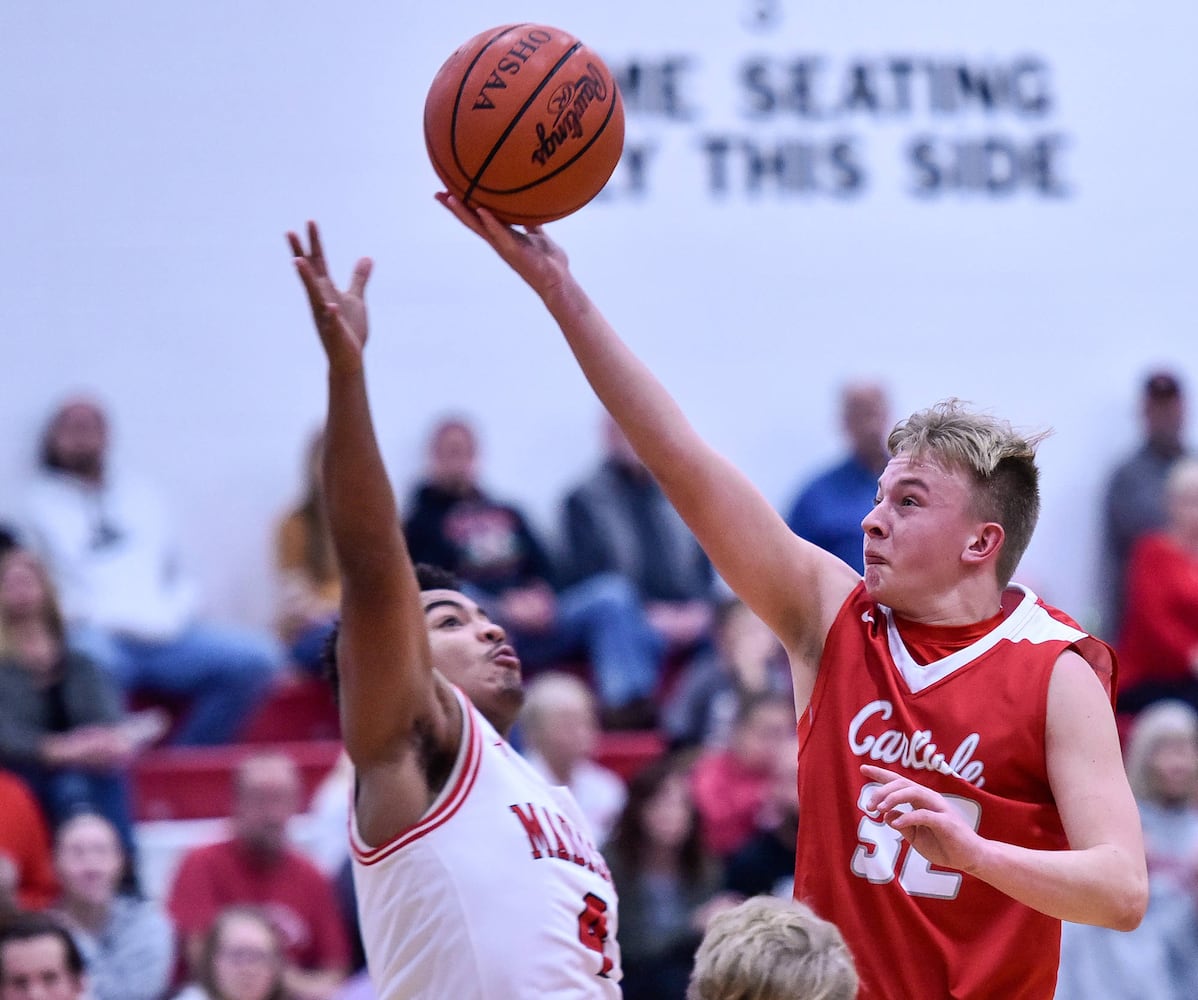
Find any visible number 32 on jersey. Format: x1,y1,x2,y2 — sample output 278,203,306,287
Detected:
850,782,981,899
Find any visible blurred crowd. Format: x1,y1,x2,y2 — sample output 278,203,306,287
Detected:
0,365,1194,1000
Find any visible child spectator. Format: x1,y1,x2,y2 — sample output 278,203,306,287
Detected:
662,598,790,751
723,738,799,901
690,692,797,859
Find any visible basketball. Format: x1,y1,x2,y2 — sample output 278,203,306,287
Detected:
424,24,625,226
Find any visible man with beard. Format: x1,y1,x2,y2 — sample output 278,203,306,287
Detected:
22,397,281,745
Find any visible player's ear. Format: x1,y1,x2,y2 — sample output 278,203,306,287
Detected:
963,523,1004,565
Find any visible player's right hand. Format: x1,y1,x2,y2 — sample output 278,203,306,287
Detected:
288,221,373,373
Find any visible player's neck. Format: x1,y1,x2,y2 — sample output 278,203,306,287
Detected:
891,580,1004,627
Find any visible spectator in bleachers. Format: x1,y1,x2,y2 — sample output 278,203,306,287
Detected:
22,395,282,745
0,911,88,1000
723,737,799,901
403,415,662,728
518,671,628,844
273,429,339,676
167,751,349,1000
604,754,735,1000
561,413,715,663
52,812,174,1000
171,905,287,1000
1116,457,1198,715
690,692,797,860
661,597,790,752
1099,369,1190,640
0,770,57,913
1055,700,1198,1000
784,382,891,574
0,547,163,865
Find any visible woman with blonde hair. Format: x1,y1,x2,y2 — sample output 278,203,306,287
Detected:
0,548,163,868
274,429,340,675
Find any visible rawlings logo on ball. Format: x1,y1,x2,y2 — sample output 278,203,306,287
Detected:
531,65,610,166
425,23,625,224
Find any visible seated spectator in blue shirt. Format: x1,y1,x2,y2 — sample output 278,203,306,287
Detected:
784,382,891,573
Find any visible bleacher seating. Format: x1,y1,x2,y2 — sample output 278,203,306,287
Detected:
131,676,665,822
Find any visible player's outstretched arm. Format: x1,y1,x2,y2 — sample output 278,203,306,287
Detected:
288,222,451,771
438,195,859,688
863,652,1147,929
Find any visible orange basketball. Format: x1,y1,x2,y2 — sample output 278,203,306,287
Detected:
424,24,625,225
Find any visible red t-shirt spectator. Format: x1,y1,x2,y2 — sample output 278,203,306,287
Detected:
0,769,57,910
167,838,349,973
690,750,773,858
1119,533,1198,689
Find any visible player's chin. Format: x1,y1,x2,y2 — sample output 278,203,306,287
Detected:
862,566,888,598
497,673,525,703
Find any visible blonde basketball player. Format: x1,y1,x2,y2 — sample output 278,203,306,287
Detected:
438,195,1148,1000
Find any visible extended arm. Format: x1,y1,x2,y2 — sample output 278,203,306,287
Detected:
863,651,1147,928
288,223,452,770
439,197,859,700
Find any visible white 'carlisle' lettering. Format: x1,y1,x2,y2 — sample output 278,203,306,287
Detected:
848,699,985,787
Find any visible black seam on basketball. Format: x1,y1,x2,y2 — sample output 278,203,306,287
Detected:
464,40,584,202
425,138,468,197
469,89,622,196
448,25,530,182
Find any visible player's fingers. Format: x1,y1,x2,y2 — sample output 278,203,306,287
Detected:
294,259,331,317
307,221,328,273
861,764,902,783
349,257,373,297
286,231,305,258
888,807,941,831
437,192,489,238
867,790,909,816
479,209,518,243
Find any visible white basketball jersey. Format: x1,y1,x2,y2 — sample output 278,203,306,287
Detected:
351,686,622,999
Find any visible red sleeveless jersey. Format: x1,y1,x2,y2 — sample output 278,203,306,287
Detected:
795,583,1115,1000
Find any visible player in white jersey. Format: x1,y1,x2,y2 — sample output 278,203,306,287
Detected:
287,222,621,999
